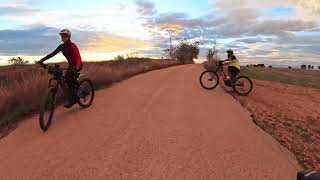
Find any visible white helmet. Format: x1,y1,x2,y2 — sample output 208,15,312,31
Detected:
59,29,71,38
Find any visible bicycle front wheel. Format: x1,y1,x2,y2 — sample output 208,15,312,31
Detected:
199,70,219,90
77,79,95,108
233,76,253,96
39,87,57,132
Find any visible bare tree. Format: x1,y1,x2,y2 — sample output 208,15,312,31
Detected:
167,30,174,58
8,57,29,65
162,29,175,59
206,40,219,61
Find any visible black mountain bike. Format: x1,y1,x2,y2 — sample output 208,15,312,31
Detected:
200,61,253,96
38,63,95,131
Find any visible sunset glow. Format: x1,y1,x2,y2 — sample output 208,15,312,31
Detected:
0,0,319,66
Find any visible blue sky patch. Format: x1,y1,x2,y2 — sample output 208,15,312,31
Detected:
262,6,294,17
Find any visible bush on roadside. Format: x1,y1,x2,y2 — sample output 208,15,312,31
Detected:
172,40,200,64
8,57,29,65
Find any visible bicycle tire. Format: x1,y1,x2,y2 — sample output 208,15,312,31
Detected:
199,70,219,90
77,79,95,108
233,76,253,96
39,87,57,132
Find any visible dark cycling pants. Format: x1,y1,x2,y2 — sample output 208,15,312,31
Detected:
65,65,82,101
297,170,320,180
228,66,240,81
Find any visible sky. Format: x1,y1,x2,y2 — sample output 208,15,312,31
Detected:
0,0,319,67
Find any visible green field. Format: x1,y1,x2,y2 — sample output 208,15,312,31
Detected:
240,67,320,89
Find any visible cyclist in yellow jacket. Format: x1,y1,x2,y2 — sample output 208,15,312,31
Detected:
222,49,240,82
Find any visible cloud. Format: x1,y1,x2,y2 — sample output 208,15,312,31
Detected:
135,0,157,16
212,0,320,20
0,25,151,56
153,13,189,32
0,5,39,16
135,0,319,65
84,35,150,53
298,0,320,15
142,0,317,40
236,37,267,44
0,0,40,16
247,19,318,37
0,25,59,55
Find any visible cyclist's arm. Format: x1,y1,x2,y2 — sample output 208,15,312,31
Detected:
222,55,236,65
40,45,62,62
222,59,231,65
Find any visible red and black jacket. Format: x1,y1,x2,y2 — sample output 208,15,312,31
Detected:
41,40,82,69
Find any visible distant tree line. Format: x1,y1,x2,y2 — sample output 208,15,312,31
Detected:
301,64,319,70
246,64,266,68
245,63,320,70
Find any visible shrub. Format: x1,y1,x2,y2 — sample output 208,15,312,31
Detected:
113,55,125,61
172,40,200,64
8,57,29,65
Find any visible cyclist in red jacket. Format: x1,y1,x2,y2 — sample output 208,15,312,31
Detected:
38,29,83,108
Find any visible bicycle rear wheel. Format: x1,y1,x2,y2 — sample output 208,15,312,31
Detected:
199,70,219,90
233,76,253,96
77,79,95,108
39,87,57,132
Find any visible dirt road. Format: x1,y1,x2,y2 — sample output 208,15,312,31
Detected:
0,65,300,179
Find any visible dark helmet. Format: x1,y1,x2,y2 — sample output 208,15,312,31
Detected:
226,49,234,54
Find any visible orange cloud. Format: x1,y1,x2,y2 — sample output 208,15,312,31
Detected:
84,35,151,53
159,23,185,33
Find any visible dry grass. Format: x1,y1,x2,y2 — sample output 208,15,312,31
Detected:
0,58,180,127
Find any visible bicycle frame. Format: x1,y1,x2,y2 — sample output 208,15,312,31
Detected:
43,64,70,99
48,77,69,98
215,61,240,81
214,64,228,80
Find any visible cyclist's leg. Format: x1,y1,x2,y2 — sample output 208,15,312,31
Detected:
65,67,78,102
228,66,240,82
297,170,320,180
223,65,231,80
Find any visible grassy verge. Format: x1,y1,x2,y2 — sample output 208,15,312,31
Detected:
0,58,180,132
240,67,320,89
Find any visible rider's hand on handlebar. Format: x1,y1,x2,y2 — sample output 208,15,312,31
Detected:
36,60,44,65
